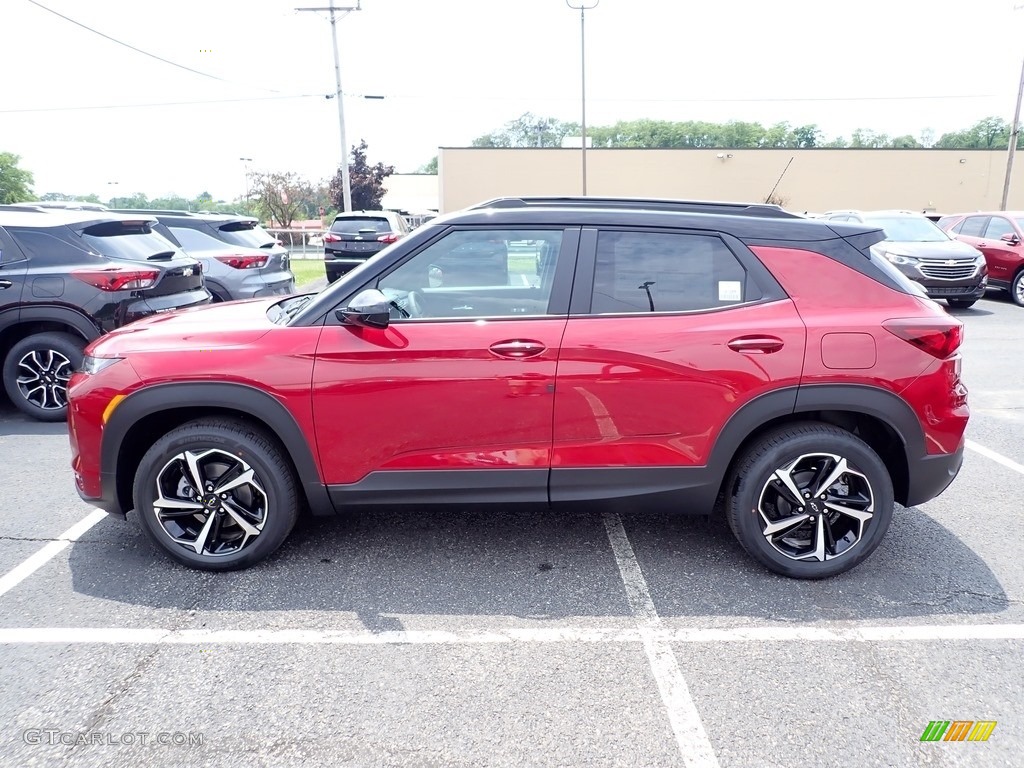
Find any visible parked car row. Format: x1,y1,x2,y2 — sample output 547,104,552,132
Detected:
0,203,296,421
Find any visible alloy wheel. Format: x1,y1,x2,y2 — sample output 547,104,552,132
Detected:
152,448,268,557
757,452,874,562
15,349,73,411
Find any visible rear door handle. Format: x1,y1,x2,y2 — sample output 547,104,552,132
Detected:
489,339,546,359
727,336,784,354
0,280,12,289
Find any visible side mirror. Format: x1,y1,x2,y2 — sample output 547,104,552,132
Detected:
1000,232,1021,245
336,288,390,329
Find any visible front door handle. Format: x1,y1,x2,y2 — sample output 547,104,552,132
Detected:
727,335,785,354
489,340,546,359
0,280,12,289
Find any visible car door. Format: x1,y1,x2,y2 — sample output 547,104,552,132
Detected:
550,227,806,505
0,226,28,330
976,215,1022,283
311,226,579,504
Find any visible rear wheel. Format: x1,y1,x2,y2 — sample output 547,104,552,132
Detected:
2,332,84,422
1012,270,1024,307
946,298,977,309
133,419,300,570
726,423,894,579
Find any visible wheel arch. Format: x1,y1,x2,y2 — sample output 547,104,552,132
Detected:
103,383,334,518
709,385,921,508
0,308,98,359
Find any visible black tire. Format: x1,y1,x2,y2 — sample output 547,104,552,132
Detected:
725,422,894,579
2,331,84,422
1012,270,1024,307
132,419,300,571
946,298,977,309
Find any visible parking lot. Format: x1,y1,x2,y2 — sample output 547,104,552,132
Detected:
0,291,1021,767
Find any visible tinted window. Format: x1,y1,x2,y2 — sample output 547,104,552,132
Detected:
331,216,393,235
169,226,232,252
0,227,25,264
984,217,1015,239
957,216,987,237
377,229,564,320
80,222,182,261
217,221,277,249
591,232,750,314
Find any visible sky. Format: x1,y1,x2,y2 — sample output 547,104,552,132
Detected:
2,0,1022,202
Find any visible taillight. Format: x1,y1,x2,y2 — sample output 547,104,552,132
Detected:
72,267,159,291
214,254,268,270
323,233,341,243
883,318,963,359
377,233,400,244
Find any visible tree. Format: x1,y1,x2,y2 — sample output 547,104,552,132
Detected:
0,152,35,203
249,171,317,228
330,139,394,211
39,192,103,203
108,192,150,209
418,156,438,174
935,116,1018,149
472,113,580,148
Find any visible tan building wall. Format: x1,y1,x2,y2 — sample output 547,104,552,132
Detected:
438,148,1024,215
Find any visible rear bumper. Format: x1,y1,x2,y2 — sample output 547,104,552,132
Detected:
905,437,965,507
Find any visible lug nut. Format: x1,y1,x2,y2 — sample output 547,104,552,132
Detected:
803,492,811,498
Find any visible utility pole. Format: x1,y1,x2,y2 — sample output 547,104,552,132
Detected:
1001,55,1024,211
296,2,361,212
566,0,598,195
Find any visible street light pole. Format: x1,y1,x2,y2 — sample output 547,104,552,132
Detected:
296,3,362,212
566,0,598,196
239,157,253,212
1001,55,1024,211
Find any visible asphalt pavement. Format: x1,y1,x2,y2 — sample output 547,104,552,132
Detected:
0,290,1022,767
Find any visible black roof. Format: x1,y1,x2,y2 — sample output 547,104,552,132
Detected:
109,209,258,224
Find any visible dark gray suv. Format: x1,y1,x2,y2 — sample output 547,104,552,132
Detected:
821,210,987,308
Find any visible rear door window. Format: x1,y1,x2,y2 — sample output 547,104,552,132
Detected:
958,216,987,237
590,231,753,314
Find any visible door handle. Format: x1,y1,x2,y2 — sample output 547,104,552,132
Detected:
727,336,784,354
489,340,546,359
978,242,987,247
0,280,12,289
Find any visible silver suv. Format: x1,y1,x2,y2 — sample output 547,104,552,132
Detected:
324,210,410,283
821,210,987,309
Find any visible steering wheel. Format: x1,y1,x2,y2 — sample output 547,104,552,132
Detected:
405,290,425,319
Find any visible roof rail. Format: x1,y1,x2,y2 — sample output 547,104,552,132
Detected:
470,196,801,219
108,208,194,215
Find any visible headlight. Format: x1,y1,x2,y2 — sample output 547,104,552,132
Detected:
883,251,919,265
81,355,123,375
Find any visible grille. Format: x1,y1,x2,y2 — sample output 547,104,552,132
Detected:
927,286,977,296
918,259,978,280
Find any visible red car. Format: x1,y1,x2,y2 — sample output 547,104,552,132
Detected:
941,211,1024,306
67,197,969,579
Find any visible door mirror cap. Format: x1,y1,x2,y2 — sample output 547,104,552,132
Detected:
1000,232,1021,244
336,288,390,329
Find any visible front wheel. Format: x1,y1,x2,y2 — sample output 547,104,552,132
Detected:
726,423,894,579
1012,270,1024,307
133,419,300,570
946,298,977,309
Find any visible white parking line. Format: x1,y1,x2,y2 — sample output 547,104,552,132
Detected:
1,623,1023,646
603,512,720,768
0,510,107,599
967,439,1024,475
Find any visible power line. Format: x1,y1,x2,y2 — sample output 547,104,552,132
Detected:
23,0,281,94
0,94,323,114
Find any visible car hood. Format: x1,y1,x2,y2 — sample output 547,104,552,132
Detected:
88,297,280,355
882,239,981,259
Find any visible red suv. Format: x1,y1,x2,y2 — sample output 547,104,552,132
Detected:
67,197,969,579
940,211,1024,306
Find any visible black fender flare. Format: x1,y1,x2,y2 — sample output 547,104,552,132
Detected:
6,305,101,342
102,382,334,516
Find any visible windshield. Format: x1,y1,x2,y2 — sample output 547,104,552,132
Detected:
217,221,278,249
866,216,948,243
